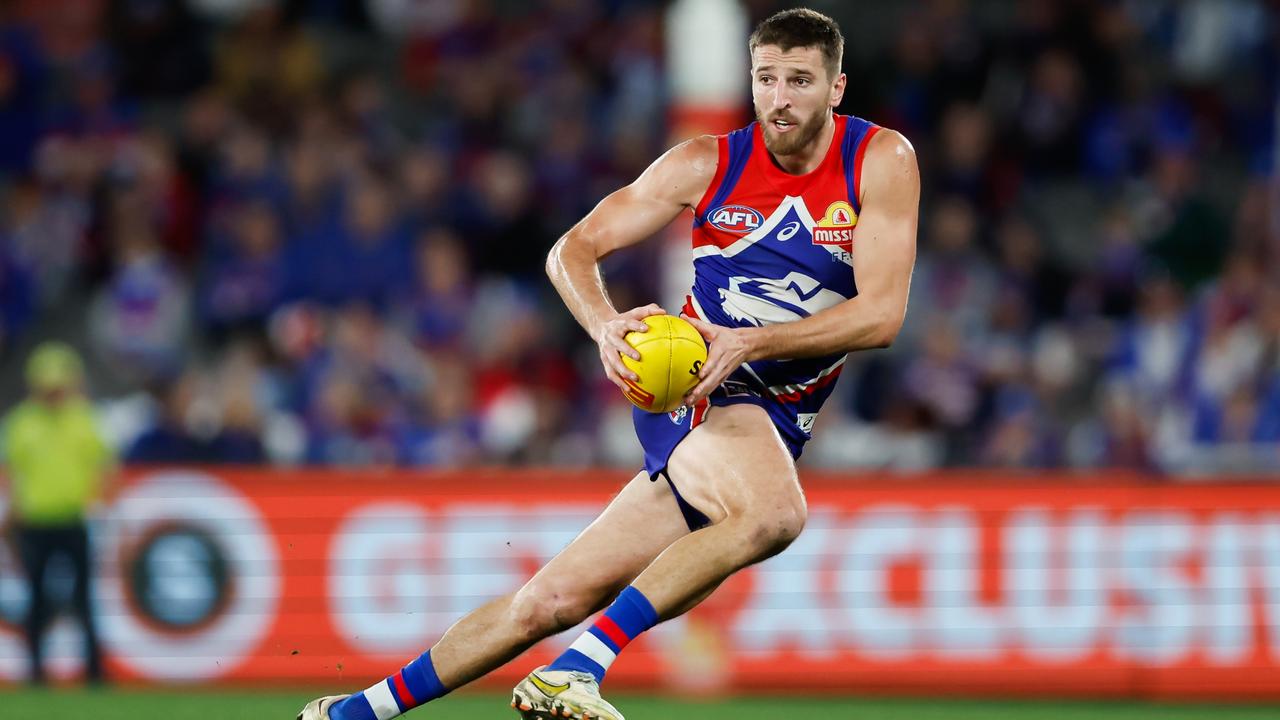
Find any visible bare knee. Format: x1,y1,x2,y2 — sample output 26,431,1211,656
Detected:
734,493,807,559
506,584,599,643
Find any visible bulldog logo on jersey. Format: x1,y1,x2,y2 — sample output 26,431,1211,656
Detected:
707,205,764,234
812,201,856,249
669,405,688,424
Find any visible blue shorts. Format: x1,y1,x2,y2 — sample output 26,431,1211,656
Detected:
633,374,806,532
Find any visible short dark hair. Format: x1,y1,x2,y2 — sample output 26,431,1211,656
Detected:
748,8,844,80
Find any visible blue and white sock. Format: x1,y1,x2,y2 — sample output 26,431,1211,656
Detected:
545,586,660,683
329,648,448,720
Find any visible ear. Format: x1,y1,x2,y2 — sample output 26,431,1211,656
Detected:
830,72,846,108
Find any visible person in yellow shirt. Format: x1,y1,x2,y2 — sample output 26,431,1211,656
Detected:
1,342,114,685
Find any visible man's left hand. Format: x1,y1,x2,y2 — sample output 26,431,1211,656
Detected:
682,317,755,406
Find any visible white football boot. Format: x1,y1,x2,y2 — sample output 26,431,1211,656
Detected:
511,666,625,720
296,694,349,720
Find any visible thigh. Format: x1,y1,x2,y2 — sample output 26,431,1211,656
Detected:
664,403,803,525
522,471,691,610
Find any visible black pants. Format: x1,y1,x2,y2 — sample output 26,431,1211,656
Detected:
16,522,103,683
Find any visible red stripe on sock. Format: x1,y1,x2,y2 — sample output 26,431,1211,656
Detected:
393,670,415,708
595,615,631,649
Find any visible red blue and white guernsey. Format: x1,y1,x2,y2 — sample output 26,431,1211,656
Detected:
635,113,880,519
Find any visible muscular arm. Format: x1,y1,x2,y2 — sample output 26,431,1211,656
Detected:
548,135,718,390
683,129,919,404
547,135,718,342
745,129,919,358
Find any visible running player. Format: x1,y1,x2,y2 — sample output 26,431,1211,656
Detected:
299,8,917,720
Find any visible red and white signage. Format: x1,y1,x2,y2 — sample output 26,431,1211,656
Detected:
3,469,1280,699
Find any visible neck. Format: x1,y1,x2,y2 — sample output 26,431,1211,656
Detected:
770,112,835,175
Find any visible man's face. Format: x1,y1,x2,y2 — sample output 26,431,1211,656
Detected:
751,44,844,156
34,386,70,407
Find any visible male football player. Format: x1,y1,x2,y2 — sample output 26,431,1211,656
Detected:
300,8,917,720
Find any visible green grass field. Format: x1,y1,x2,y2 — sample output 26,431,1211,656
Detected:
1,690,1278,720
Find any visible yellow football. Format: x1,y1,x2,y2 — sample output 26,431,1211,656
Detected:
620,314,709,413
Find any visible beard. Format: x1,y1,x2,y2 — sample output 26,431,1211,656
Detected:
757,106,827,157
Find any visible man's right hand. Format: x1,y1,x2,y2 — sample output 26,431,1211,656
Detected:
595,304,666,391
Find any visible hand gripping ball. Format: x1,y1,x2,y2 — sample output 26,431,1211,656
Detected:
619,314,709,414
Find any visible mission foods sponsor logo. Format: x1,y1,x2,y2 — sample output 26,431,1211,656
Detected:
813,200,856,248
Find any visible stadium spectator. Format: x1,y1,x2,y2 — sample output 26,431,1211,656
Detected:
87,187,191,384
199,198,288,337
125,355,266,465
0,21,47,176
0,240,35,353
395,227,474,352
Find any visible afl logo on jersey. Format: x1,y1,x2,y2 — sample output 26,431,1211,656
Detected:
707,205,763,234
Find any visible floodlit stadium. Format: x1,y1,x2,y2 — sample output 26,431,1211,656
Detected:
0,1,1278,718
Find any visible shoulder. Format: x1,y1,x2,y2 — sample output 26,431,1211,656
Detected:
4,401,32,426
865,127,917,172
2,402,32,443
861,127,919,197
639,134,720,207
652,134,719,180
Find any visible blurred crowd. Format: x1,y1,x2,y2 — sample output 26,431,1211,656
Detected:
0,0,1274,473
813,0,1280,473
